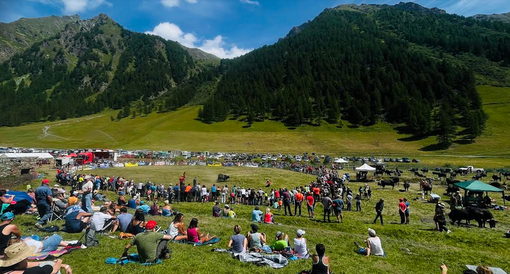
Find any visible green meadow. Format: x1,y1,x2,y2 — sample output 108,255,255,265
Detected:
0,86,509,168
9,166,510,274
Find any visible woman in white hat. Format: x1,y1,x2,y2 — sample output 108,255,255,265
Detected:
293,229,309,259
0,241,72,273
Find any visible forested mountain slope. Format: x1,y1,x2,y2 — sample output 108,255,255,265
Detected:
198,3,510,145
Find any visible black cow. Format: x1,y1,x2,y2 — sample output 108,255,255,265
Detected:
449,207,496,228
384,170,394,176
489,182,502,189
217,174,230,182
420,168,429,173
492,174,502,182
378,179,396,189
403,181,410,192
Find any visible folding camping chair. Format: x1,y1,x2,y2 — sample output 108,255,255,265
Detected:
49,204,64,222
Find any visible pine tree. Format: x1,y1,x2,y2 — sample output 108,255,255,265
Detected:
116,110,123,121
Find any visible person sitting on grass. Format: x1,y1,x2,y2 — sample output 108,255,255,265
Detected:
264,208,274,224
186,218,216,244
90,207,118,234
212,202,222,217
228,225,247,253
271,231,290,252
293,229,309,259
0,242,73,274
222,205,231,218
0,212,21,256
167,213,187,242
63,199,92,233
116,207,133,233
354,228,385,257
310,243,330,274
246,224,266,252
251,206,263,222
128,209,146,235
122,220,172,263
161,201,172,217
440,263,495,274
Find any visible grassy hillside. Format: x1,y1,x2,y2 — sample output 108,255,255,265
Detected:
9,166,510,274
0,86,509,167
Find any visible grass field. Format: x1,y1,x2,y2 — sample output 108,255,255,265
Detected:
9,166,510,274
0,86,509,168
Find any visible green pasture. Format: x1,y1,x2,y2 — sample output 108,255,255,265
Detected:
0,86,509,168
8,166,510,274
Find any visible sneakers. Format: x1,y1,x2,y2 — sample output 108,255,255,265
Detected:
446,230,451,234
35,223,43,229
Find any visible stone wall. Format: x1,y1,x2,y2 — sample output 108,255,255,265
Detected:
0,157,38,178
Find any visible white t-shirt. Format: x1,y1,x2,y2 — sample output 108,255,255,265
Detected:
201,187,207,196
293,238,308,259
368,236,384,256
82,180,93,192
91,212,112,231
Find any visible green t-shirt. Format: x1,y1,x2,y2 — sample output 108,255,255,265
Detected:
272,240,288,251
131,231,164,262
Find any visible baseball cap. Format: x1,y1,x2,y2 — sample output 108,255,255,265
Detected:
276,231,283,238
1,212,15,221
297,229,306,237
42,179,49,184
145,220,157,230
368,228,376,237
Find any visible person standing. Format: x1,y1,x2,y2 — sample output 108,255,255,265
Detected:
404,198,410,224
306,193,315,219
35,179,53,229
373,199,384,225
294,190,304,217
398,198,407,224
81,179,94,213
332,196,344,223
434,200,450,233
283,189,292,216
322,196,332,223
355,194,362,212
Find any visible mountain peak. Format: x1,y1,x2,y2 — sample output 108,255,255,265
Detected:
394,2,446,15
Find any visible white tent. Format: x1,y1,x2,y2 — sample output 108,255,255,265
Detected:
355,163,376,172
0,153,54,159
334,158,349,164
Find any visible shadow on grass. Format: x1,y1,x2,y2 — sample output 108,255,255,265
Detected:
419,142,451,151
454,139,474,145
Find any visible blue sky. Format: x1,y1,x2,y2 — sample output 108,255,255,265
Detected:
0,0,509,58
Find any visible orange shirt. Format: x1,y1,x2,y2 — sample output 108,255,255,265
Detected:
295,192,304,202
313,187,320,195
185,185,192,193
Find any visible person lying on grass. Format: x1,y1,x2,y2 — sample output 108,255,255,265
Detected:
354,228,385,257
228,225,247,253
23,234,80,253
167,213,187,241
187,218,216,244
122,220,172,263
0,242,72,274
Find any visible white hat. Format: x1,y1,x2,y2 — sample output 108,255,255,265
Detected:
297,229,306,237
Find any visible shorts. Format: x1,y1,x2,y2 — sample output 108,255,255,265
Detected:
334,208,342,215
307,204,314,212
42,234,63,252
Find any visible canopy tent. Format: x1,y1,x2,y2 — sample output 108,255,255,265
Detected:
454,180,503,193
0,153,54,159
334,158,349,164
454,180,505,205
355,164,376,172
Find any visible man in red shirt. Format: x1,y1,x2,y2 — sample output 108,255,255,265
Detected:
312,187,320,205
398,198,407,224
294,190,304,217
306,193,315,219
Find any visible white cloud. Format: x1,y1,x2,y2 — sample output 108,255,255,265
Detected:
199,35,252,59
240,0,259,6
146,22,252,59
161,0,197,8
145,22,197,48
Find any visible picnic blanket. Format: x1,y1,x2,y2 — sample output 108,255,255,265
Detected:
466,265,507,274
6,191,33,202
28,247,70,261
105,254,162,266
187,237,221,246
212,249,289,269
